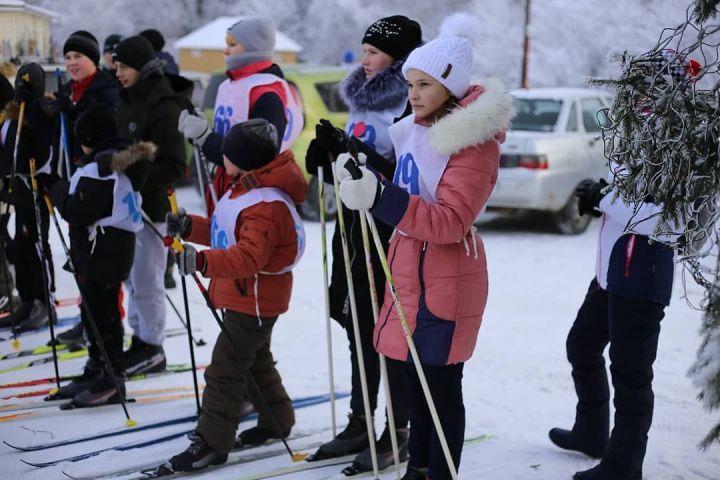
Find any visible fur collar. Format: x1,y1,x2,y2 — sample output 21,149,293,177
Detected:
429,78,514,156
110,141,156,172
340,60,407,112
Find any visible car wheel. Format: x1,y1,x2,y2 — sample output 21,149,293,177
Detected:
555,194,591,235
297,176,338,222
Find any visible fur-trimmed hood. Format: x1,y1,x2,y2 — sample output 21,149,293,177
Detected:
110,141,156,172
340,60,408,112
429,78,514,156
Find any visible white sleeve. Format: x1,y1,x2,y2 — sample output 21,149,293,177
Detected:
599,193,683,241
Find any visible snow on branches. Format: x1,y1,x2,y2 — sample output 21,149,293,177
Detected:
591,2,720,448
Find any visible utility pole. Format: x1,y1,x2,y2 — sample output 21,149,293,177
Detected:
521,0,531,88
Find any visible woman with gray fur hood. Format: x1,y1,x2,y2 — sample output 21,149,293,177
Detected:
304,15,422,474
42,104,154,408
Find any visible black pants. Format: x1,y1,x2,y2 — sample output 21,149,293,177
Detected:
407,362,465,480
14,205,54,303
566,279,664,475
345,307,411,428
79,281,124,373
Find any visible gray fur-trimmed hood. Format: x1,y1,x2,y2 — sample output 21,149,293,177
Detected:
429,78,514,156
340,60,408,112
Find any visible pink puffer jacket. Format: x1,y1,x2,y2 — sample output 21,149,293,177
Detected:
370,79,512,365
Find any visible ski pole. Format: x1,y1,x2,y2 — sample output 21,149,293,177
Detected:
166,189,202,416
317,166,337,438
42,190,137,427
164,292,206,346
342,155,459,480
347,142,401,479
55,69,72,179
331,165,379,477
28,160,62,390
145,199,308,463
7,99,25,195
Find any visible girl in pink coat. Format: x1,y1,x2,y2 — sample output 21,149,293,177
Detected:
335,13,513,480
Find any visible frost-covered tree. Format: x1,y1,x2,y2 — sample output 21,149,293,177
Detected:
590,0,720,448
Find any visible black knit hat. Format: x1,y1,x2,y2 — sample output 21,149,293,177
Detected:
113,35,156,71
362,15,422,61
103,34,124,53
222,119,279,171
63,30,101,65
75,104,117,149
0,73,13,108
139,29,165,52
15,63,45,99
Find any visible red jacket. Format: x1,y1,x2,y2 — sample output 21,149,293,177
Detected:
186,150,308,316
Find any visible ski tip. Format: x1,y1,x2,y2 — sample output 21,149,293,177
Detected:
20,457,48,468
49,387,59,396
126,418,138,428
292,452,309,462
3,440,22,451
61,470,78,480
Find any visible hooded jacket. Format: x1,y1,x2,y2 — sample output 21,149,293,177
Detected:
370,79,513,365
184,150,308,316
46,138,155,283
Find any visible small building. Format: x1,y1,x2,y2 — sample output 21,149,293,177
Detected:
0,0,60,62
174,16,302,74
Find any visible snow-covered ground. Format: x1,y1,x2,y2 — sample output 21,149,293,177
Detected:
1,186,718,479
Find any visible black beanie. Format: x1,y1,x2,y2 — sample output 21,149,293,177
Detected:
103,33,124,53
75,104,117,149
63,30,101,65
0,73,13,108
139,29,165,52
15,63,45,99
222,119,279,171
362,15,422,61
113,35,156,71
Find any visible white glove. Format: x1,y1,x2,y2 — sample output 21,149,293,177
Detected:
332,152,367,184
178,109,211,146
339,164,383,211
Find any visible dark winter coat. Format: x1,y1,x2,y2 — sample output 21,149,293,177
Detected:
326,61,410,327
115,60,193,222
0,98,57,209
62,70,121,163
45,138,155,284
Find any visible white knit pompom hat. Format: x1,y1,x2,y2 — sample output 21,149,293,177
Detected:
402,13,481,98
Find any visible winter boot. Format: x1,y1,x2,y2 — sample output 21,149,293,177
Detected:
50,359,103,399
309,413,370,460
168,434,228,472
70,372,126,408
401,466,428,480
13,299,50,332
235,426,290,448
549,403,609,459
123,336,166,375
549,428,606,459
0,299,32,328
573,462,642,480
48,321,87,348
344,426,409,474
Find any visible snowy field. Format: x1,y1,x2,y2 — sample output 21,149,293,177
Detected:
0,186,718,479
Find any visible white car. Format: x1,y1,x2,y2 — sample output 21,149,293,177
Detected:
486,88,613,234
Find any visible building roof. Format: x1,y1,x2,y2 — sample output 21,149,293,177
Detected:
173,16,302,53
0,0,61,20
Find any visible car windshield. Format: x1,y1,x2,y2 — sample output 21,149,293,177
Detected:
510,98,563,132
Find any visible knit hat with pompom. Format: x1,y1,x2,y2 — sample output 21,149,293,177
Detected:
402,13,481,98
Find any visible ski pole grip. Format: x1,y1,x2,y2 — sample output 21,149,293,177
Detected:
29,158,37,192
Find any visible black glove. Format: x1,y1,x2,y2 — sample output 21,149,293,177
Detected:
575,178,609,217
36,172,61,189
13,80,36,104
166,208,192,238
315,119,348,156
305,138,334,183
52,90,72,114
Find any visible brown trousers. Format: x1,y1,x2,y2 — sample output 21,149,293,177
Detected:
196,310,294,452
